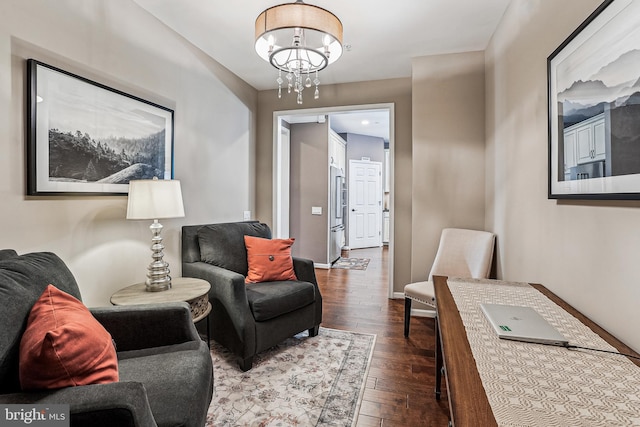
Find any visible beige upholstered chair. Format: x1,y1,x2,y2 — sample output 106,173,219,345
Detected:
404,228,495,337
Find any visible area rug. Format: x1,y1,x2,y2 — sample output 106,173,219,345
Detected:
331,257,370,270
206,327,376,427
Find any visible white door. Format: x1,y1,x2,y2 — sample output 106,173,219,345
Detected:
348,160,382,249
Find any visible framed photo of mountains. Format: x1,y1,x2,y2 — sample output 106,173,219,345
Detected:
548,0,640,199
26,59,174,196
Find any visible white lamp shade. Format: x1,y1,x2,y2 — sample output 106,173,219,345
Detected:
126,179,185,220
254,2,343,69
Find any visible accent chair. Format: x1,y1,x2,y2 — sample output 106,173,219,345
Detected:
403,228,496,337
0,250,213,427
182,221,322,371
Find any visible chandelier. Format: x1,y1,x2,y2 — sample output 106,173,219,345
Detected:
255,0,343,104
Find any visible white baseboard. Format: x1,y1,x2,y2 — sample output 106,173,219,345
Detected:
314,263,331,269
392,292,436,318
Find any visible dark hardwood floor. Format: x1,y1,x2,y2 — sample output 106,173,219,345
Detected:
315,247,451,426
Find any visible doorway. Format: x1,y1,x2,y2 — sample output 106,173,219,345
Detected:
273,103,395,298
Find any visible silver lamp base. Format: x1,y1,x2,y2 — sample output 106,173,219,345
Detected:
145,219,172,292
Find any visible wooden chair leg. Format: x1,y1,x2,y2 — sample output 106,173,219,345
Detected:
404,298,412,337
435,315,443,400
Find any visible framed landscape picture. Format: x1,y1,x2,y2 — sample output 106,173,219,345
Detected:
27,59,174,196
548,0,640,199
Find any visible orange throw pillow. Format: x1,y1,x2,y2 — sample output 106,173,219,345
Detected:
244,235,298,283
19,285,118,390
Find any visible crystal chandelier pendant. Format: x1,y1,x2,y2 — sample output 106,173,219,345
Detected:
314,71,320,99
277,70,283,99
287,72,293,93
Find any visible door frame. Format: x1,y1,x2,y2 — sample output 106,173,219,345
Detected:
272,103,395,298
275,125,290,238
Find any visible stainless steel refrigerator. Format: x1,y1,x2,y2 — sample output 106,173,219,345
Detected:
329,165,346,264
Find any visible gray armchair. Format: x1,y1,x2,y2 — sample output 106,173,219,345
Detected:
0,250,213,427
182,221,322,371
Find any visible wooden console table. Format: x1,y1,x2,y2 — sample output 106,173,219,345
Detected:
433,275,640,427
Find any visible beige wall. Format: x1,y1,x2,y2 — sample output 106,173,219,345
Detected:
289,122,330,262
486,0,640,352
410,51,487,283
256,78,412,291
1,0,257,307
345,133,385,164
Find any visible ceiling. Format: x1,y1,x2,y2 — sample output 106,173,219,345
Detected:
283,109,392,141
133,0,511,139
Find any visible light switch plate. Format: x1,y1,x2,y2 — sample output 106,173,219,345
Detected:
311,206,322,215
243,211,251,220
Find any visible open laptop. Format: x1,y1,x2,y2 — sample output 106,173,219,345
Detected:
480,303,569,347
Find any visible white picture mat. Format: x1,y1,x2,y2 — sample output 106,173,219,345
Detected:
32,63,173,194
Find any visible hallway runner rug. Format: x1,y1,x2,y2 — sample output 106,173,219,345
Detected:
206,327,376,426
331,257,370,270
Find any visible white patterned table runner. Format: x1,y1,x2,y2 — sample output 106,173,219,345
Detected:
447,278,640,426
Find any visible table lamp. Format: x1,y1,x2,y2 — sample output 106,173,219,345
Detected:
126,177,185,292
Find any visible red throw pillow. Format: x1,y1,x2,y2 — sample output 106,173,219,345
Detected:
19,285,119,390
244,235,298,283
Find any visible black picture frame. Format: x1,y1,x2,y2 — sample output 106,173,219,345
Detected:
548,0,640,200
27,59,174,196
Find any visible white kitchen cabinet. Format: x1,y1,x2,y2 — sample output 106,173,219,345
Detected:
329,130,346,173
382,210,389,244
563,130,577,180
564,113,606,165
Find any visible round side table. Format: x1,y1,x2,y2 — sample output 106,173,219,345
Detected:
110,277,211,346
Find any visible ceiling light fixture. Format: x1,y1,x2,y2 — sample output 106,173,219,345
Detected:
255,0,343,104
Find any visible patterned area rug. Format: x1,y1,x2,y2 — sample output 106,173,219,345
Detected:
206,327,376,426
331,257,370,270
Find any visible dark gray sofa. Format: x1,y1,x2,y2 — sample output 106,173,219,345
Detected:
182,221,322,371
0,249,213,427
